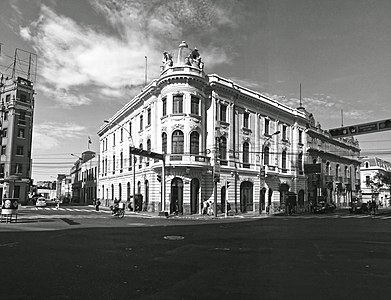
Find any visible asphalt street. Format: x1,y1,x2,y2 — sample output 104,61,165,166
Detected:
0,207,390,299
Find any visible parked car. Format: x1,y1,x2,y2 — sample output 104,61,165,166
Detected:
313,201,336,214
35,197,47,207
349,202,369,214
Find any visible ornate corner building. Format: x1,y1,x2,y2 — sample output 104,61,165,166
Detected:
97,42,361,215
0,76,34,204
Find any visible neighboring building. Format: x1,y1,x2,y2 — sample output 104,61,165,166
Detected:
305,119,361,207
35,180,56,200
0,76,34,204
70,151,98,205
360,157,391,207
97,41,360,215
56,174,72,202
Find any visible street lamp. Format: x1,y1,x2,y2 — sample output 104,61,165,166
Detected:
104,120,136,212
259,130,280,213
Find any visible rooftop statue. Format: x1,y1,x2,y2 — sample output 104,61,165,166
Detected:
161,51,173,71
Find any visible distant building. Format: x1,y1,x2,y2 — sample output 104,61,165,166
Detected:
56,174,72,202
0,76,35,204
360,157,391,206
70,151,98,205
304,119,361,207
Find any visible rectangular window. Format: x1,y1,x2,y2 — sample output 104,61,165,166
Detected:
0,163,4,177
282,125,287,140
147,108,151,125
16,146,24,156
264,119,269,135
140,114,143,130
5,94,10,102
162,97,167,116
191,96,199,115
298,130,303,144
20,93,27,102
15,163,23,174
173,94,183,114
244,112,249,128
1,146,5,155
113,133,115,146
220,104,227,122
2,128,7,138
129,122,132,138
4,112,7,121
18,128,25,138
18,111,26,125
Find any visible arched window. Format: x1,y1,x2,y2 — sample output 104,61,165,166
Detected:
147,139,151,151
365,162,369,168
243,142,250,168
282,150,287,171
264,146,270,166
139,143,143,165
298,153,303,172
162,133,167,154
120,152,123,171
219,137,227,161
172,130,184,154
190,131,199,154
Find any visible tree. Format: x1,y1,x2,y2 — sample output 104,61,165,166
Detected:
373,171,391,206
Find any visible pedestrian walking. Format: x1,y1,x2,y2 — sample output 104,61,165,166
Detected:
55,198,61,209
95,198,101,211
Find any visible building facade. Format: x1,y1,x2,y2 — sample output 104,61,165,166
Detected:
360,157,391,207
98,41,361,215
70,151,98,205
305,121,361,207
0,76,34,204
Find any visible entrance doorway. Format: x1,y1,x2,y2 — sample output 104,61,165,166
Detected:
260,188,266,212
190,178,199,214
240,181,253,212
170,177,183,214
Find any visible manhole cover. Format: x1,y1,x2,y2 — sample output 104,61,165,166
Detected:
163,235,184,240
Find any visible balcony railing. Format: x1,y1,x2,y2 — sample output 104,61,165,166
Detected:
325,175,334,182
335,176,343,182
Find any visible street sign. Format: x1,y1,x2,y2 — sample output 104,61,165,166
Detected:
129,147,164,160
329,119,391,137
304,163,321,174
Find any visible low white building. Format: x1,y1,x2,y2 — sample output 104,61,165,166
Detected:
360,157,391,207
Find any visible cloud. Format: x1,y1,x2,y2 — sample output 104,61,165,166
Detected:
33,121,88,150
18,1,240,106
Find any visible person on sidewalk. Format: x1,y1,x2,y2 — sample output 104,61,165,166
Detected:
55,198,61,209
95,198,101,211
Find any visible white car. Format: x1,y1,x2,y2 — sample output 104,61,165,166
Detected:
35,197,47,207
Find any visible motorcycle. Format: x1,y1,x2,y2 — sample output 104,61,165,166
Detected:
110,202,125,218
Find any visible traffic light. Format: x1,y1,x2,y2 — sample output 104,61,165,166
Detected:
157,174,162,182
378,119,391,130
329,127,353,137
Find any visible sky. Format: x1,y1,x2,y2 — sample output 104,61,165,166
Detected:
1,0,391,181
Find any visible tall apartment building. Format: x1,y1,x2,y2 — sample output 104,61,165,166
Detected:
98,41,316,215
0,76,34,204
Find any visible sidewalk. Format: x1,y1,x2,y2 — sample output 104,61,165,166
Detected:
91,205,271,220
